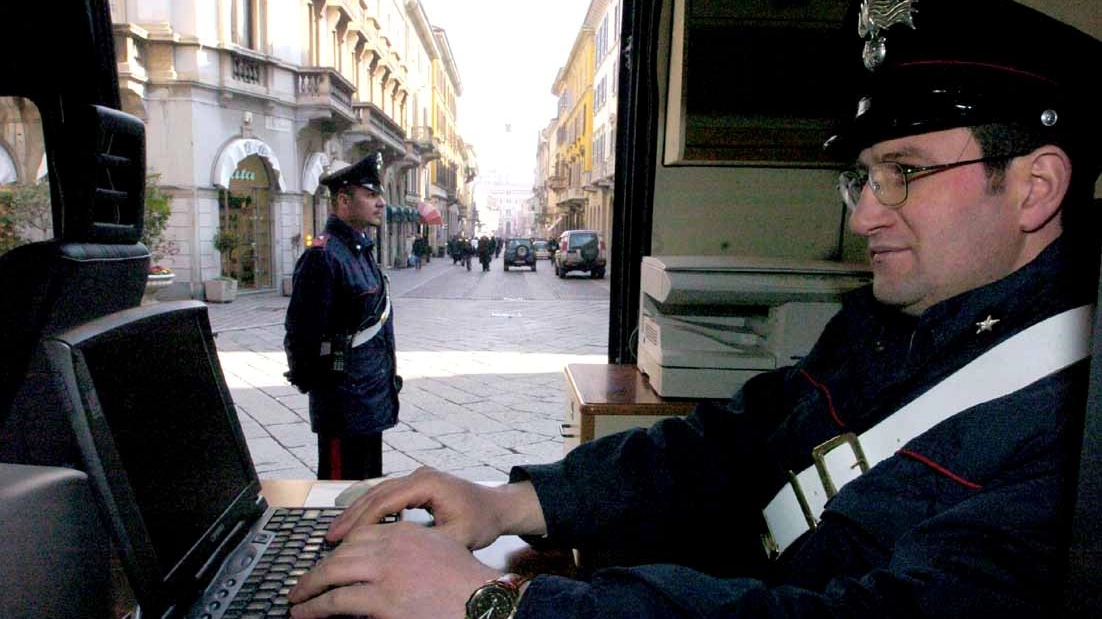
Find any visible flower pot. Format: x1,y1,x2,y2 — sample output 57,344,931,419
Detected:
204,278,238,303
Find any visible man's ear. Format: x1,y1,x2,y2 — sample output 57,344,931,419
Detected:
1017,145,1071,233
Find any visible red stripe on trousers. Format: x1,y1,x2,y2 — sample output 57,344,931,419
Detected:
328,437,343,479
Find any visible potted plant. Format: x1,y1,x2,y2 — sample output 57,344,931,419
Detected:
212,227,240,256
207,227,240,302
204,275,238,303
140,175,177,302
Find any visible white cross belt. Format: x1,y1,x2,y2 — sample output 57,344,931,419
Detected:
350,293,392,348
761,304,1094,557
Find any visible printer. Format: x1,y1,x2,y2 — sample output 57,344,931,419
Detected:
637,255,872,398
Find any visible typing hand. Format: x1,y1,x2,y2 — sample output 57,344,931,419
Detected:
288,521,500,619
326,467,528,551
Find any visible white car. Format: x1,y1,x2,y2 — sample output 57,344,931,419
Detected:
533,240,551,260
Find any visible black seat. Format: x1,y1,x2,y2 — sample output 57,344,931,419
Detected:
0,241,149,414
0,102,150,462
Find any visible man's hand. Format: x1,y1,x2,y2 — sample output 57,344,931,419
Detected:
327,467,547,550
288,522,500,619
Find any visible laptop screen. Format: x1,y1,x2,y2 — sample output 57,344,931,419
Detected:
46,301,262,614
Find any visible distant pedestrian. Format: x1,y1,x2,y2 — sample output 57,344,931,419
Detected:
283,152,400,480
477,235,492,272
411,235,426,270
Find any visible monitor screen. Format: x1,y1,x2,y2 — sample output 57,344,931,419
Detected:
46,301,261,612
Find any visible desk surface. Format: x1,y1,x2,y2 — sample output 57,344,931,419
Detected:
565,363,698,414
260,479,575,577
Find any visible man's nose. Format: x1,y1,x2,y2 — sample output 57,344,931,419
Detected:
847,186,893,237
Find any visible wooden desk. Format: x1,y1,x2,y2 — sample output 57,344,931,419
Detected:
561,363,698,454
260,479,575,577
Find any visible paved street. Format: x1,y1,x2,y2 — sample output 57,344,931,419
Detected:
207,252,610,482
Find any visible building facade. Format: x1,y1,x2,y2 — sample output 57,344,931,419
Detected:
587,0,619,252
538,0,619,250
101,0,473,296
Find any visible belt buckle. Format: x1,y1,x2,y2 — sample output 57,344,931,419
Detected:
811,432,869,498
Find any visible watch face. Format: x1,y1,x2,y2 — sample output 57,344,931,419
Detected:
466,583,517,619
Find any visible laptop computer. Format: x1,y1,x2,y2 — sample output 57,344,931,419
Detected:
43,300,349,618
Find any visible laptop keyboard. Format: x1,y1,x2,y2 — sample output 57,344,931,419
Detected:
221,508,342,619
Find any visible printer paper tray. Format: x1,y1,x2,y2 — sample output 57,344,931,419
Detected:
639,349,762,399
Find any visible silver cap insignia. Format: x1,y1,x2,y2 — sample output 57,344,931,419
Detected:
858,0,919,70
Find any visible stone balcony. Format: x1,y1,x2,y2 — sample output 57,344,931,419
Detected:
346,101,408,161
407,125,441,162
295,67,356,123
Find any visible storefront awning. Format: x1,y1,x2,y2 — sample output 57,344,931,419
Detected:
417,201,443,226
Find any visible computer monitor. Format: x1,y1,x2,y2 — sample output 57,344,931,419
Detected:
43,300,264,616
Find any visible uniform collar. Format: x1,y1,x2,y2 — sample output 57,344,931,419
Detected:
847,235,1093,362
325,214,375,253
917,236,1088,331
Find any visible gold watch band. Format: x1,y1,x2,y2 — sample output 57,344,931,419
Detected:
465,573,530,619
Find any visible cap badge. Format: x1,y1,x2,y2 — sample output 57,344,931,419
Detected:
858,0,919,71
374,152,383,175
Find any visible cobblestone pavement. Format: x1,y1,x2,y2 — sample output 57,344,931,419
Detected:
206,254,610,482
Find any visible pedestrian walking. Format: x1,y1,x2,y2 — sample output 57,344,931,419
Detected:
477,235,492,272
283,151,401,480
412,235,426,271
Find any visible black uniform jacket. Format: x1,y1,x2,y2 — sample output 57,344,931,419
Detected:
284,215,398,435
512,238,1094,619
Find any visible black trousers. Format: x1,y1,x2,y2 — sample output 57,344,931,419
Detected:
317,433,383,480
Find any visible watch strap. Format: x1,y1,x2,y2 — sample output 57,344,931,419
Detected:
465,573,530,619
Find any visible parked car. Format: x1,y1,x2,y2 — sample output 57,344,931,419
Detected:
554,230,606,279
533,240,551,260
503,238,537,271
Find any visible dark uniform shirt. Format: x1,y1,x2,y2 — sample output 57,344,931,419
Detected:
284,215,398,435
512,237,1094,619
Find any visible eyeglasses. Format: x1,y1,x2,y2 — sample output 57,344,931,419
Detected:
838,153,1024,212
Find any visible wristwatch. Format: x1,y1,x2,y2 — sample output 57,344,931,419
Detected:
465,573,529,619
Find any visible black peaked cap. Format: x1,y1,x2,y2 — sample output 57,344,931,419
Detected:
826,0,1102,165
319,151,385,193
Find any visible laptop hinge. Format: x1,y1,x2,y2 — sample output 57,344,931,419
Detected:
193,519,249,586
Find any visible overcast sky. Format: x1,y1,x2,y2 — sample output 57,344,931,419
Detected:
417,0,594,187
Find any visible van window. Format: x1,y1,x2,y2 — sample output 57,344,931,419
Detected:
0,96,52,255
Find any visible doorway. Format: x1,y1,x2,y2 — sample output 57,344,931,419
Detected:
219,154,273,290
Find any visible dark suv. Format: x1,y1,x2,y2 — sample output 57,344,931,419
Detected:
503,238,537,271
554,230,606,279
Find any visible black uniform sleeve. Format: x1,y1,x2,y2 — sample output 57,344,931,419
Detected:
283,248,338,392
515,461,1067,619
512,368,793,578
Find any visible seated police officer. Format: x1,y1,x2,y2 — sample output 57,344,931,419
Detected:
288,1,1101,617
284,152,400,481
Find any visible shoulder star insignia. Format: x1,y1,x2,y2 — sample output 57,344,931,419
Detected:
975,315,1000,334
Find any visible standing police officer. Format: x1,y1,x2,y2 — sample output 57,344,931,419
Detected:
284,152,399,480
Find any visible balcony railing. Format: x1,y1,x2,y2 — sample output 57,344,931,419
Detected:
232,53,263,86
296,67,356,122
406,126,440,162
547,175,567,191
349,101,408,156
594,154,616,186
564,187,588,203
409,125,434,147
